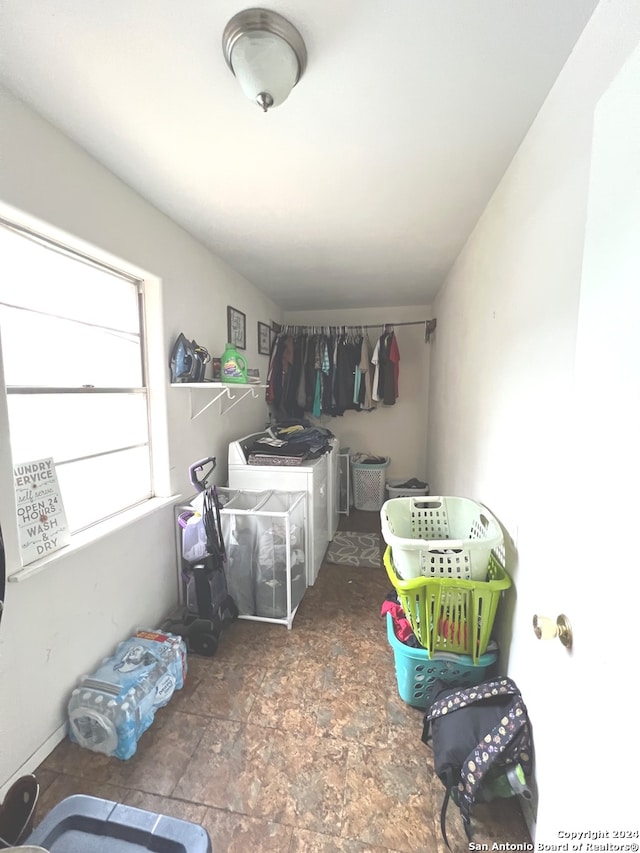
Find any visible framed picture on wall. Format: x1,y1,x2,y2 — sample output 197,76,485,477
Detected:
227,305,246,350
258,321,272,355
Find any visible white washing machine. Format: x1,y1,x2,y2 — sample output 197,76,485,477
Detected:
228,433,338,585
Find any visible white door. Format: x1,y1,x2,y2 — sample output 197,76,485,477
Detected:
535,42,640,841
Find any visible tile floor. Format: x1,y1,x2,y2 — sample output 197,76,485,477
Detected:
32,511,531,852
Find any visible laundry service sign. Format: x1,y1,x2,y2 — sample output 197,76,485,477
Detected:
14,457,70,566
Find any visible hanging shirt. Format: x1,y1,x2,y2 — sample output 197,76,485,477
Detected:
371,336,382,402
359,334,374,410
284,336,304,418
266,333,286,407
304,335,317,412
265,333,278,404
336,336,358,412
350,334,364,405
331,336,339,408
313,371,322,417
312,336,323,417
390,331,400,398
296,336,308,409
319,335,331,414
382,331,400,404
377,333,390,402
280,335,295,413
353,357,361,405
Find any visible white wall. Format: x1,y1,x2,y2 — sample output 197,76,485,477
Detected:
0,85,279,791
284,306,432,485
427,0,640,840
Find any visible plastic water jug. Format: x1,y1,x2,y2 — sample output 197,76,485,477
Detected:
67,629,187,760
221,343,248,384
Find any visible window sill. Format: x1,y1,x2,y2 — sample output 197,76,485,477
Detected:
7,495,181,583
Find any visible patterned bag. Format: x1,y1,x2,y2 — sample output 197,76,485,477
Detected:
422,677,533,847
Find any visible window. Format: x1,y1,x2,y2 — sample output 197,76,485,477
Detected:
0,219,153,534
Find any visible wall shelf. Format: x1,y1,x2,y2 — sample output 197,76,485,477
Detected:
170,382,267,419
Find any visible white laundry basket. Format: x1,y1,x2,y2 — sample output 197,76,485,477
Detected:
380,495,503,580
351,456,390,511
386,480,429,499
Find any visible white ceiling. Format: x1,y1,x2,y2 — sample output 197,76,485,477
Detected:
0,1,599,310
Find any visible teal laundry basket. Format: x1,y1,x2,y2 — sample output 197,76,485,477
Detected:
385,612,498,708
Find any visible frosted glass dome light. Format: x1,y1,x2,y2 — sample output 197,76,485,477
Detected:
223,8,307,112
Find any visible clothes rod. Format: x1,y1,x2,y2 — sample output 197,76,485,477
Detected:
273,318,437,342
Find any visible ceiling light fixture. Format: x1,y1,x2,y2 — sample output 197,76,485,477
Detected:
222,8,307,112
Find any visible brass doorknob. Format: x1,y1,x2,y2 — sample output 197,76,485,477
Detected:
533,614,573,649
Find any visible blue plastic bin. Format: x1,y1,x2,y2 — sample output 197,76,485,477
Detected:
385,612,498,708
26,794,212,852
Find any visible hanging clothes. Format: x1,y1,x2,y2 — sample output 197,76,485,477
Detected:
295,335,308,410
335,334,360,413
381,330,400,405
359,333,374,410
390,331,400,399
371,329,400,405
371,335,382,402
265,324,400,418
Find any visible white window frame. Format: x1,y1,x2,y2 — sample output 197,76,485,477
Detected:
0,203,173,582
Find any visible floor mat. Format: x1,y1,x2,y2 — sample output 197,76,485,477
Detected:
325,530,381,568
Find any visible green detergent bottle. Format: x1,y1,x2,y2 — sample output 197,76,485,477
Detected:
221,343,248,384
